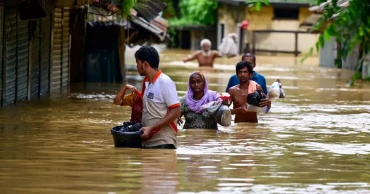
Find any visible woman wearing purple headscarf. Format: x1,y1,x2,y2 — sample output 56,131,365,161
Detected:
179,72,220,129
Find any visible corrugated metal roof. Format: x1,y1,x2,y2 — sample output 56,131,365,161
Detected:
309,0,349,12
87,6,169,43
301,0,350,31
216,0,311,5
87,6,129,27
130,14,167,41
0,0,26,6
134,0,167,21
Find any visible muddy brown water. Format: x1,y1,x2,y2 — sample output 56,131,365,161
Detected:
1,49,370,194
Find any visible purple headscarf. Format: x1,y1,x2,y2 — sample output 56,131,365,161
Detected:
185,72,219,113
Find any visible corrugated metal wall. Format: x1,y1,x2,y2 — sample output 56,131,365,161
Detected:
319,37,336,68
342,44,360,71
0,4,71,107
16,15,29,101
62,9,70,87
2,8,30,106
30,20,41,98
0,7,3,106
41,16,51,95
51,7,70,91
3,8,17,106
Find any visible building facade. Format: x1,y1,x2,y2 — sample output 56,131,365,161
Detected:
216,0,319,56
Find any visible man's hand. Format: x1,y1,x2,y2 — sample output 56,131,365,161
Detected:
259,98,271,108
231,104,248,115
140,126,153,139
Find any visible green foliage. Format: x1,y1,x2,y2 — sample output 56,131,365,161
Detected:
311,0,370,81
168,0,218,27
116,0,151,18
116,0,137,18
247,0,270,11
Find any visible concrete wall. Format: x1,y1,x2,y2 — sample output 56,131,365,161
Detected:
217,3,246,47
247,7,319,54
190,27,218,51
217,5,319,55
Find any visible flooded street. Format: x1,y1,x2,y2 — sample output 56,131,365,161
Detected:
1,49,370,194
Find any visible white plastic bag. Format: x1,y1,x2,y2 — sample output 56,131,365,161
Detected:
246,104,268,114
268,82,281,99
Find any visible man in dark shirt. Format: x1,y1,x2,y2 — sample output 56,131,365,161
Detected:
225,53,268,94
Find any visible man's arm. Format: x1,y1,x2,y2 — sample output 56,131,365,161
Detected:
213,51,222,58
140,106,181,139
183,51,200,62
113,84,137,105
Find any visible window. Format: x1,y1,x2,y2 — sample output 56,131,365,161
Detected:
273,8,299,20
219,23,225,44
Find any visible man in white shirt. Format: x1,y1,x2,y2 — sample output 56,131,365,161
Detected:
114,46,181,149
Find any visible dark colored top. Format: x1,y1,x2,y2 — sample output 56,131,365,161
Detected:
180,98,218,130
225,71,268,94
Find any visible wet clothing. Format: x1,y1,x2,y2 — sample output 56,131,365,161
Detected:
226,71,268,94
180,97,218,129
144,144,176,149
141,70,180,148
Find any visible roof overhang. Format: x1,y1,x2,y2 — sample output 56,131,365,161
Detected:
299,0,349,32
87,6,170,45
216,0,310,7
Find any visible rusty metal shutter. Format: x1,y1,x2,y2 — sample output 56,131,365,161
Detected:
0,7,3,107
51,7,70,90
16,16,29,101
30,20,41,98
40,16,51,95
3,8,17,106
61,8,70,87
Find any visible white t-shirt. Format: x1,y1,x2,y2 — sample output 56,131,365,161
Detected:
142,70,180,147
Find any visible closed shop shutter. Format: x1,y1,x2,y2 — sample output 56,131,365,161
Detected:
51,8,70,90
51,7,70,90
61,8,70,87
0,7,3,107
51,8,62,90
30,20,41,98
3,8,17,106
16,16,29,101
40,16,51,95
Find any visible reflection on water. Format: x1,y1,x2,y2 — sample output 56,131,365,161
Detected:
1,49,370,194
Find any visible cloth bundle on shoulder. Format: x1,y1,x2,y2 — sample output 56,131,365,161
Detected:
122,90,143,123
218,33,238,57
201,101,232,127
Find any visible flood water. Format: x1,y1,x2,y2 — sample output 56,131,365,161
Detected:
1,49,370,194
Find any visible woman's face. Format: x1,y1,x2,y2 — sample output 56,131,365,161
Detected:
189,73,205,93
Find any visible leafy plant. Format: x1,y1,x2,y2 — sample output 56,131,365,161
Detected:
303,0,370,80
167,0,218,27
